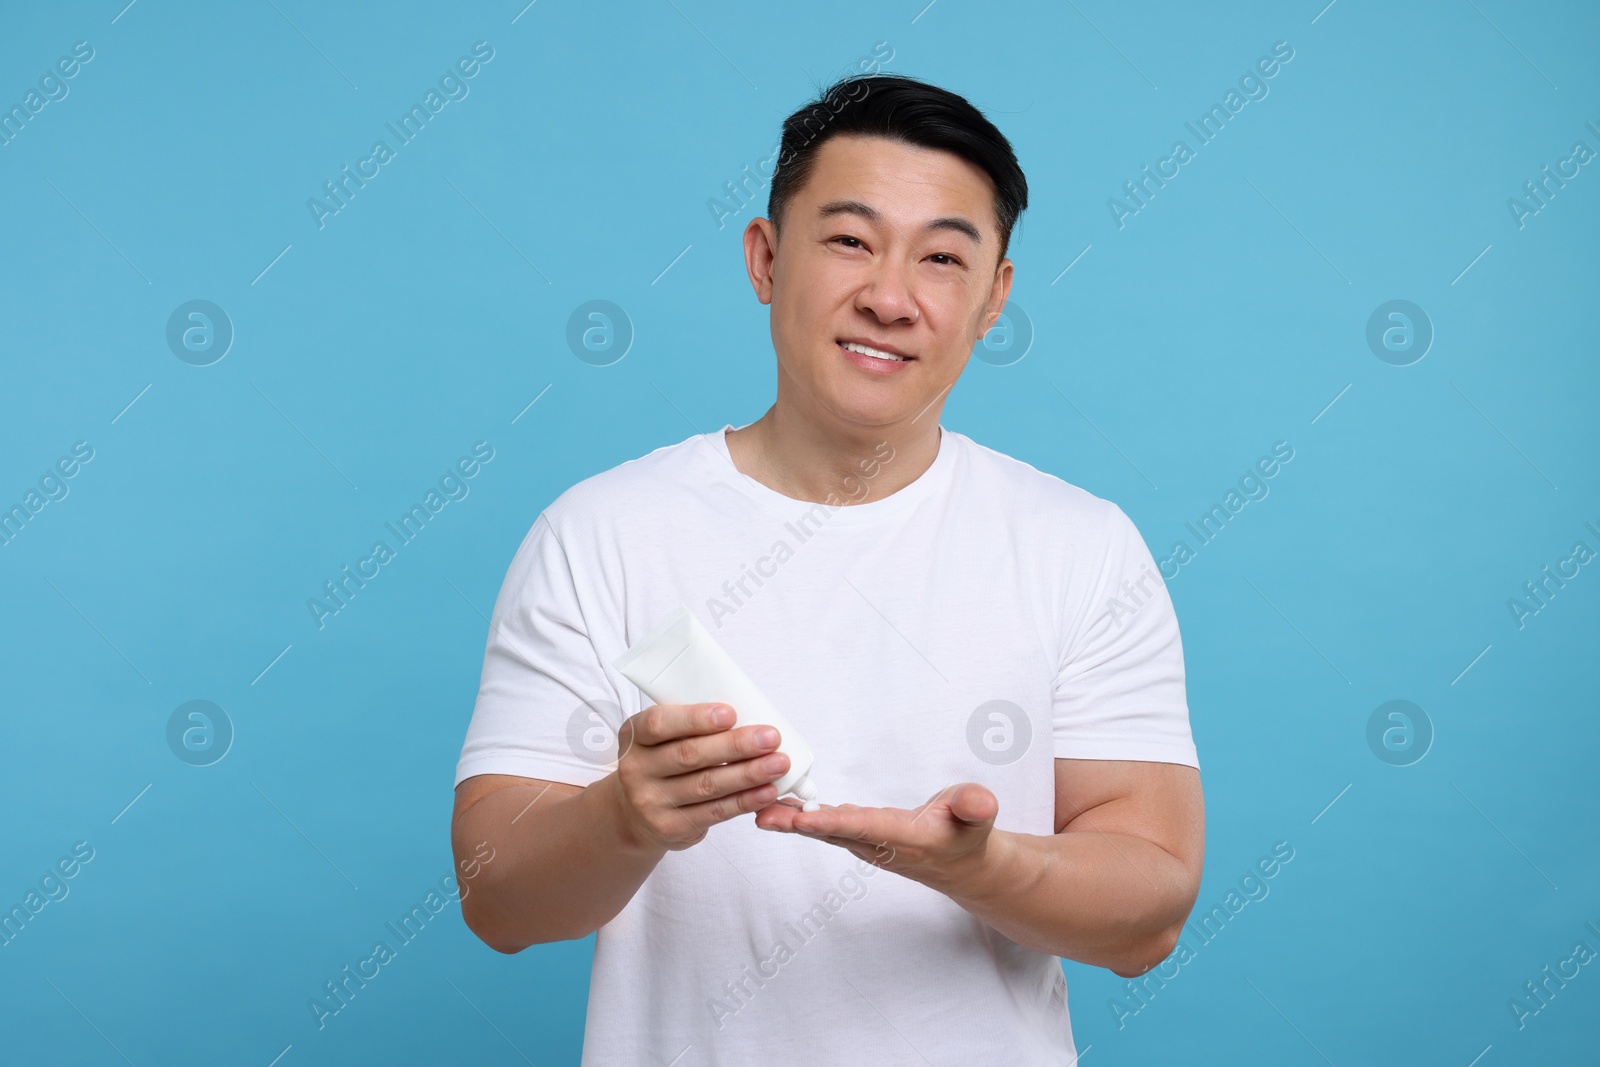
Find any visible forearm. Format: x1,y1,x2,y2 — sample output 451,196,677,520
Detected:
933,828,1195,975
454,776,664,952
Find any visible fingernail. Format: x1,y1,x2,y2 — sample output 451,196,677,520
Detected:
755,727,779,748
762,754,787,773
712,705,734,726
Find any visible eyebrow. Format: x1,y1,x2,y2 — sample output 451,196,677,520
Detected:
816,199,983,246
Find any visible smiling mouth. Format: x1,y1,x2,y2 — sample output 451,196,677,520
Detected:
838,340,913,362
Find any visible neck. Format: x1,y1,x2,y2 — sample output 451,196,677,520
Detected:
726,404,941,506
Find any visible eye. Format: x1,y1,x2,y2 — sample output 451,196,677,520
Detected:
831,235,866,249
928,253,963,267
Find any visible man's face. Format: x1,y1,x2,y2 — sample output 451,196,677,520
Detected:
743,133,1013,431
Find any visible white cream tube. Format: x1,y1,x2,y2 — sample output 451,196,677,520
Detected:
613,604,819,806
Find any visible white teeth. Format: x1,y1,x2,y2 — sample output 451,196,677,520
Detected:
842,341,909,361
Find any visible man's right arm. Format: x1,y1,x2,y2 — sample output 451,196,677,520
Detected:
450,701,791,953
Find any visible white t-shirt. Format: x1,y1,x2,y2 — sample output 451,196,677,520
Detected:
455,422,1198,1066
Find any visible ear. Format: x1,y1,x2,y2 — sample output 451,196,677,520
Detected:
978,257,1014,340
744,217,778,305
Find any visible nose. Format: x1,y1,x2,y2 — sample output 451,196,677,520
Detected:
854,254,920,325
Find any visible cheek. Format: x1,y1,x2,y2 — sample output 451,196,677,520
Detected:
924,304,984,358
771,305,832,385
778,278,845,348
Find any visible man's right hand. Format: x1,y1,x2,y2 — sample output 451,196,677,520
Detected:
450,701,791,951
605,701,790,852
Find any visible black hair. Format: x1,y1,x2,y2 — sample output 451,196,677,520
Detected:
766,73,1028,265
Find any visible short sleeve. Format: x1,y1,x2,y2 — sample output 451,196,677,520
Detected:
453,511,625,789
1052,502,1199,769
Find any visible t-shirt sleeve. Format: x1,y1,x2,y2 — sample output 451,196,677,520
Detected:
453,510,625,790
1052,501,1199,769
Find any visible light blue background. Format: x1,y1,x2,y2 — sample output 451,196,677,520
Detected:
1,1,1595,1064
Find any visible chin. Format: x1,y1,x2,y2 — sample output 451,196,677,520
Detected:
820,388,911,427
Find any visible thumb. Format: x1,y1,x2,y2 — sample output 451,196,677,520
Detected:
945,782,999,827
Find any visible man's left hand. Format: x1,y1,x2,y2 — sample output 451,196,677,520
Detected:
753,782,1005,894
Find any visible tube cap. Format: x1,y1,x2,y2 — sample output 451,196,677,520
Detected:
791,775,818,803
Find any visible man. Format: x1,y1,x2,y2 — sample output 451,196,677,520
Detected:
451,73,1203,1065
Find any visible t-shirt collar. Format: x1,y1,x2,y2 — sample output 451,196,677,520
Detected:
700,421,954,526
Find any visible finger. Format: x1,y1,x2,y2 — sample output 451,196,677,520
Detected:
673,781,782,828
650,723,782,779
946,783,999,826
792,804,915,846
624,702,734,748
753,798,807,832
660,749,790,808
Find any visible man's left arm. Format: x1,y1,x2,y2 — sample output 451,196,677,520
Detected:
756,756,1203,977
757,500,1205,975
951,757,1203,976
